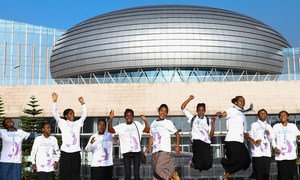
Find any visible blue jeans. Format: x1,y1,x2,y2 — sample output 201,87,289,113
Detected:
0,162,22,180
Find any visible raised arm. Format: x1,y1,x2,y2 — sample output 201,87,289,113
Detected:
140,115,150,133
181,95,194,110
216,111,227,118
52,92,61,122
77,96,87,123
108,110,116,133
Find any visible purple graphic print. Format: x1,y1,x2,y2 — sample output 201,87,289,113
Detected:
153,132,161,149
131,136,139,151
66,132,77,148
263,142,268,150
98,148,109,164
281,140,292,155
41,153,52,168
8,142,19,158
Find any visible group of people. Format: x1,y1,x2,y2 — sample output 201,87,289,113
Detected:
0,93,299,180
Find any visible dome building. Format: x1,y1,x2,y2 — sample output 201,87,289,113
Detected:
50,5,290,83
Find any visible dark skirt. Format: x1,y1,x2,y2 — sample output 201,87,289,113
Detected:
277,159,297,180
91,165,113,180
192,140,213,172
221,141,251,174
37,172,54,180
59,151,81,180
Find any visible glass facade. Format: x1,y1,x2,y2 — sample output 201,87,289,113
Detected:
282,47,300,79
0,19,65,85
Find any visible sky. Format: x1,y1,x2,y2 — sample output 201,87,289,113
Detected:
0,0,299,47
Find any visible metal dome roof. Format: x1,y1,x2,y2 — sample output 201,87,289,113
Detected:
50,5,290,78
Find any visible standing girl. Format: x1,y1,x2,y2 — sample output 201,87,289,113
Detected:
52,92,87,180
108,109,150,180
146,104,180,180
0,118,31,180
181,95,215,172
30,122,60,180
248,109,274,180
85,119,114,180
272,111,300,180
216,96,252,180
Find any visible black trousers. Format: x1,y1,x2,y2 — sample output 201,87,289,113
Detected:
37,172,54,180
123,152,141,180
221,141,251,174
252,157,271,180
60,151,81,180
277,159,297,180
91,165,113,180
192,140,213,172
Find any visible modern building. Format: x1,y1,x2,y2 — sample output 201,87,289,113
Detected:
282,47,300,79
50,5,290,83
0,19,64,85
1,5,300,179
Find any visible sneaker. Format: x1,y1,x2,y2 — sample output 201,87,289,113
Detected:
171,171,180,180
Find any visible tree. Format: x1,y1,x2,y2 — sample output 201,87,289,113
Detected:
0,94,5,153
20,95,44,180
0,94,4,128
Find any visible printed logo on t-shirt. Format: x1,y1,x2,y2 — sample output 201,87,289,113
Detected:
153,132,162,149
41,152,52,168
130,136,139,151
66,132,77,148
281,140,292,155
98,148,109,163
8,142,19,158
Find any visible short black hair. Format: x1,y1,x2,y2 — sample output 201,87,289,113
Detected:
231,96,244,104
97,119,107,126
124,109,134,117
278,110,289,118
63,108,74,120
196,103,206,110
41,122,50,129
158,104,169,113
257,109,268,116
2,117,13,130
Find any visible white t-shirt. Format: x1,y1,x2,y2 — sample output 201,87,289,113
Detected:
183,109,211,144
85,132,113,167
272,123,300,161
224,107,247,143
53,102,87,153
249,120,274,157
30,135,60,172
113,121,145,154
0,129,30,163
150,119,178,153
